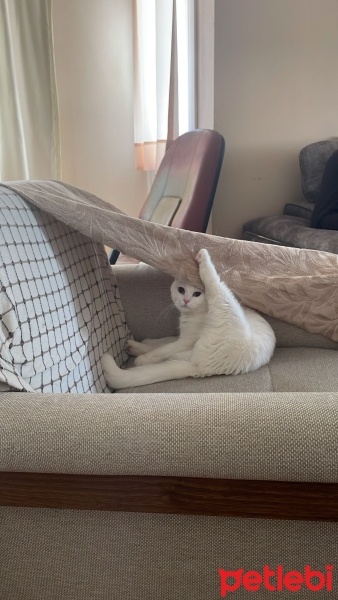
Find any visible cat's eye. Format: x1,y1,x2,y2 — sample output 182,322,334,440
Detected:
178,287,185,294
193,291,201,297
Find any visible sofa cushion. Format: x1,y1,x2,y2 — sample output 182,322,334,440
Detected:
0,186,130,393
118,347,338,393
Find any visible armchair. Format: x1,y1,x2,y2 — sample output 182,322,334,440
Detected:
243,140,338,253
109,129,225,264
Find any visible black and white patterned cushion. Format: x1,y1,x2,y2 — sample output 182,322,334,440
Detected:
0,186,130,393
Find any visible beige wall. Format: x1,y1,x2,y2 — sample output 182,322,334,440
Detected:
197,0,214,130
214,0,338,239
52,0,147,216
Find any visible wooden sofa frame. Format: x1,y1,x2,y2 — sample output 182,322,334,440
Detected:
1,473,337,521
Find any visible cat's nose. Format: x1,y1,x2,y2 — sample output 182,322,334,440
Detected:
183,297,190,305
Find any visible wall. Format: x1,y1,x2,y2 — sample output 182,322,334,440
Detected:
214,0,338,239
52,0,147,216
197,0,214,130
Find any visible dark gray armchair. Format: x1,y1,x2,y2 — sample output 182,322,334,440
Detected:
243,140,338,253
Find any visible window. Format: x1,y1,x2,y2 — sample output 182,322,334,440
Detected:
133,0,196,171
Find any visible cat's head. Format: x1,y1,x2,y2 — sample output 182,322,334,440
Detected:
170,280,206,313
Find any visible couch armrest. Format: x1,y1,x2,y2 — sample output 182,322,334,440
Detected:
283,199,313,220
1,391,338,481
2,391,338,519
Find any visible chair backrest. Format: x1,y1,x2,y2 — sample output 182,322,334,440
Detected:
299,139,338,203
139,129,225,233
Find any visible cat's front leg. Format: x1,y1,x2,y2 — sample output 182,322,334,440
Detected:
134,339,191,366
196,248,220,291
125,340,149,356
196,249,244,318
126,336,178,356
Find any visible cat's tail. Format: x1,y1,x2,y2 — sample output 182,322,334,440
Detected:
102,353,196,390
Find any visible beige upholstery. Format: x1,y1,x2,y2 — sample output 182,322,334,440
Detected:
2,507,338,600
2,260,338,599
120,347,338,393
1,390,337,481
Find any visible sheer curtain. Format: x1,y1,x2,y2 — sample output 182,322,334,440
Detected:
0,0,60,181
133,0,196,172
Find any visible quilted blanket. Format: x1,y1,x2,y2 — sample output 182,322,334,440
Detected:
4,180,338,343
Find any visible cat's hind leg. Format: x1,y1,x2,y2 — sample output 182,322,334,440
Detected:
126,337,178,356
102,353,196,389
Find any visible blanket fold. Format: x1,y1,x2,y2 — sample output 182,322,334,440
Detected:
4,180,338,342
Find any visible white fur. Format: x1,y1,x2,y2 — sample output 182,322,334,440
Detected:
102,249,276,389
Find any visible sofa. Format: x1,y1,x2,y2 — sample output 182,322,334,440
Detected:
1,185,338,600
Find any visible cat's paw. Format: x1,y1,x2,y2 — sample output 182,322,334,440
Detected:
196,248,210,265
101,353,118,387
125,340,146,356
134,355,149,367
102,352,116,372
134,353,156,366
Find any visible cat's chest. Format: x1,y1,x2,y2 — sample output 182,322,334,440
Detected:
180,312,205,339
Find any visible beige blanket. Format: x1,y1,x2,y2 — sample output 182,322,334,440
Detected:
4,180,338,342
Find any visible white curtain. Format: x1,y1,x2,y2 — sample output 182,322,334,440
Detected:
133,0,196,171
0,0,60,181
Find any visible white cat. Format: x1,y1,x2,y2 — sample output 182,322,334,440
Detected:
102,249,276,389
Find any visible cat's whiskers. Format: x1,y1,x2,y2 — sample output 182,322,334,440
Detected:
155,303,176,324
